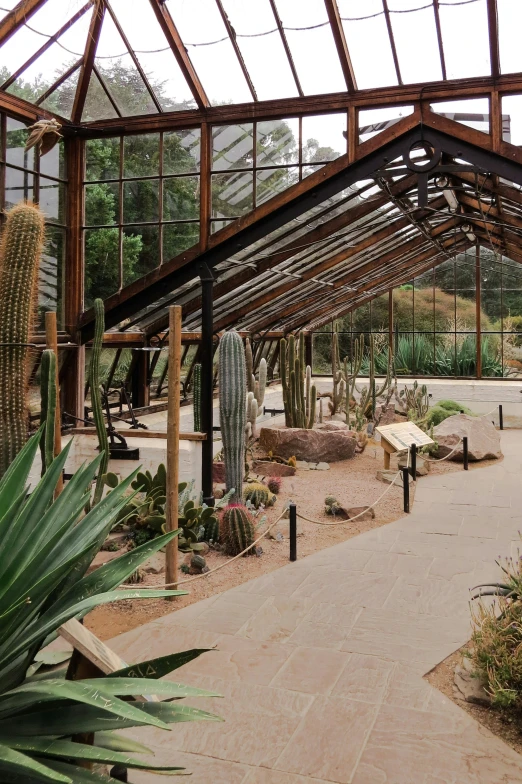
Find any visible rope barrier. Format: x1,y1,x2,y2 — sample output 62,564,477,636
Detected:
479,406,499,419
133,509,287,589
420,438,464,463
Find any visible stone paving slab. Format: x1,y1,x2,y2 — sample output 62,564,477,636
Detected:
111,430,522,783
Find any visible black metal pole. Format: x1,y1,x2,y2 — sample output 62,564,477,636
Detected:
499,404,504,430
200,264,215,507
402,467,410,514
410,443,417,481
289,503,297,561
463,436,469,470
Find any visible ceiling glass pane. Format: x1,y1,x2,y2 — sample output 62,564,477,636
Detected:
40,67,81,120
212,124,254,171
302,114,346,162
439,0,490,79
257,118,299,166
108,0,195,111
498,0,522,75
358,106,414,143
82,71,119,122
166,0,252,105
338,0,398,89
502,95,522,146
387,0,442,84
220,0,298,100
430,98,490,134
274,0,345,94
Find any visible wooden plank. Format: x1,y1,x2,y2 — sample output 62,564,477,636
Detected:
324,0,357,92
0,0,47,46
71,0,105,124
486,0,500,79
148,0,209,109
70,427,206,441
166,306,182,594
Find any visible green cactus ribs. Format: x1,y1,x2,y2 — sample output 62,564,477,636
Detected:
0,203,45,478
220,504,256,556
280,333,317,429
219,331,247,502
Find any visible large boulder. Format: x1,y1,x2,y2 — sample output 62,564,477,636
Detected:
434,414,502,461
259,425,356,463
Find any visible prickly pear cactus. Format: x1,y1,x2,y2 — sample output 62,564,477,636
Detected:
221,504,256,556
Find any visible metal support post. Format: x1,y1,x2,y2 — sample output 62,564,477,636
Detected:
200,264,215,507
410,443,417,481
289,503,297,561
402,467,410,514
463,436,469,470
499,404,503,430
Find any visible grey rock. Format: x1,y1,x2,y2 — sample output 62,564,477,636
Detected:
377,469,412,485
454,664,491,706
398,455,430,476
253,460,296,477
347,506,375,521
434,414,502,461
315,462,330,470
296,460,310,470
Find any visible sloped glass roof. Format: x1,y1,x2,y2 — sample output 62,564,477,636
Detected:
0,0,519,122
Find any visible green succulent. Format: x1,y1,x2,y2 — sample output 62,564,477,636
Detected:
175,500,218,552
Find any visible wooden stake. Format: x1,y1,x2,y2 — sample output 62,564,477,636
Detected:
45,311,63,496
165,305,182,595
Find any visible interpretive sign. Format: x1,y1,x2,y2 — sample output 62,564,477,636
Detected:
376,421,433,468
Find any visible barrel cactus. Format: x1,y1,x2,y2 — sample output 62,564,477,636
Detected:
219,330,247,501
243,481,276,509
193,362,202,432
0,203,44,477
221,504,256,556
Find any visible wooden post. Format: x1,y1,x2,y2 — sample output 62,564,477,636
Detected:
45,311,63,496
165,305,182,594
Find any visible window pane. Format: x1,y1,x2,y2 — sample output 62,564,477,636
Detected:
86,138,120,181
38,225,65,330
5,166,34,208
124,133,160,178
6,118,34,170
163,222,200,260
302,114,346,163
257,119,299,167
439,0,490,79
212,172,253,218
413,271,434,332
430,98,491,134
122,225,160,285
312,333,332,374
358,106,414,143
480,255,502,330
85,183,119,227
39,178,65,224
393,285,413,331
163,129,201,174
84,228,120,307
212,124,254,171
256,167,299,206
498,0,522,75
163,176,199,221
388,1,442,84
338,0,398,89
502,94,522,146
123,179,160,223
40,142,65,180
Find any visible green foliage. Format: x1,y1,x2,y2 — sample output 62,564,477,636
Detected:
324,496,342,516
193,362,202,432
0,203,44,478
176,499,218,552
221,504,256,556
0,429,223,781
424,399,475,428
219,331,247,501
89,299,109,505
203,515,220,544
280,334,316,428
39,349,57,476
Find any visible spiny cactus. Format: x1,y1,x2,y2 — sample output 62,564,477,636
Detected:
221,504,256,556
219,330,247,501
255,357,267,411
330,331,346,416
397,379,429,420
356,335,392,422
243,481,276,509
0,203,44,477
90,299,109,505
39,348,57,476
203,515,220,544
245,337,254,393
267,476,281,495
246,391,258,440
280,333,316,429
193,362,202,432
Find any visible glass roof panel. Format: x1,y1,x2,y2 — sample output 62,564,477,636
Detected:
40,66,81,119
497,0,522,75
274,0,345,94
430,97,490,133
387,0,442,84
220,0,298,100
108,0,195,111
338,0,398,89
302,114,346,162
358,106,414,143
82,71,119,122
94,11,158,117
438,0,490,79
166,0,253,105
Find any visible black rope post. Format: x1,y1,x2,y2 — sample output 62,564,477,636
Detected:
499,404,504,431
200,264,215,508
289,503,297,561
463,436,469,471
402,467,410,514
410,443,417,481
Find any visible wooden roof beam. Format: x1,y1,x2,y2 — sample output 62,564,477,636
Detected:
0,0,47,46
486,0,500,79
148,0,209,109
324,0,357,92
71,0,105,123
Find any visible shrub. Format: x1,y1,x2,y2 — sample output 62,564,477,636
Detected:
424,400,474,427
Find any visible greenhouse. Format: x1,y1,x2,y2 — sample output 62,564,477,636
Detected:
2,1,522,782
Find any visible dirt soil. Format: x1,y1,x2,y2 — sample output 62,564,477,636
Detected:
426,645,522,755
86,444,495,641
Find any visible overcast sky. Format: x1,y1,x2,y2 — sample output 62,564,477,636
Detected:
1,0,522,149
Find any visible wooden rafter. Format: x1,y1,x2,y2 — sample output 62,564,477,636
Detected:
432,0,447,81
324,0,357,93
148,0,209,110
71,0,105,124
268,0,303,97
215,0,257,101
486,0,500,79
92,64,122,117
0,0,47,46
382,0,402,86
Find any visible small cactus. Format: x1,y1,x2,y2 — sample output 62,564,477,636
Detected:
193,363,202,432
221,504,256,556
203,513,220,543
324,495,342,516
267,476,282,495
243,481,276,509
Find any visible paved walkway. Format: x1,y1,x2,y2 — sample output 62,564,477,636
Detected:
113,430,522,784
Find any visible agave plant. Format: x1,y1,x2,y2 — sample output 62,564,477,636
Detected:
0,430,222,782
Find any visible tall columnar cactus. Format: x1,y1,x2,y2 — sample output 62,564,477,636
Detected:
254,357,267,412
356,334,392,421
39,349,57,476
193,362,202,432
397,379,429,420
330,331,345,415
0,203,44,478
221,504,256,556
280,334,316,429
245,337,254,393
90,299,109,505
219,330,247,501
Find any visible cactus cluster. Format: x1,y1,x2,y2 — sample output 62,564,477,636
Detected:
221,504,256,556
193,362,202,432
0,203,44,478
219,330,247,501
177,498,217,552
90,298,110,505
245,341,266,441
397,379,429,420
243,481,276,509
280,334,316,429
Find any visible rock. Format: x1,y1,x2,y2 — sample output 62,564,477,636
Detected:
214,487,224,499
253,460,296,477
375,403,396,426
296,460,310,470
377,469,412,485
317,421,349,431
212,462,226,482
260,426,357,463
434,414,502,461
86,549,122,574
308,463,317,470
315,462,330,470
398,455,430,476
330,413,346,422
347,506,375,521
197,542,210,556
454,663,491,706
142,552,165,575
277,517,302,538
